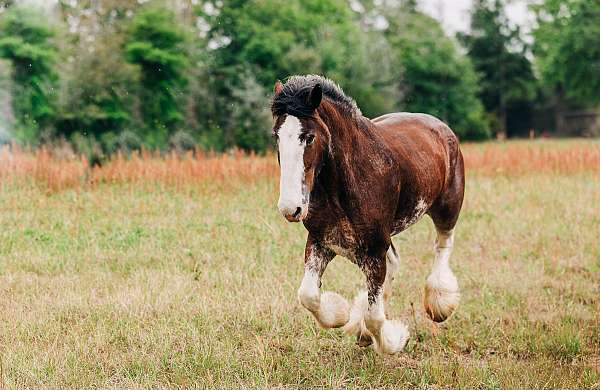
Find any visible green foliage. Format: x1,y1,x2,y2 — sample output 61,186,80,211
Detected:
203,0,399,151
459,0,537,136
532,0,600,104
125,6,188,148
5,0,595,150
58,39,135,142
55,0,141,150
0,6,57,143
229,73,273,152
384,5,490,140
208,0,357,86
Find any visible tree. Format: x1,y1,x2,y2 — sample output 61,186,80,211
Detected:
124,6,188,148
56,0,141,150
459,0,536,137
0,6,58,143
201,0,399,151
532,0,600,105
383,4,490,140
0,1,16,12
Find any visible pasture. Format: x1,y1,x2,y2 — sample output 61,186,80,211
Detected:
1,140,600,388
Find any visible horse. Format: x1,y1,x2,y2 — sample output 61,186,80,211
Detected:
271,75,465,355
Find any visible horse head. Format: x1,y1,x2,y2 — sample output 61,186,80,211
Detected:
271,79,331,222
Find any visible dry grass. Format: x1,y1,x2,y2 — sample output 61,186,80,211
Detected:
462,139,600,175
1,139,600,192
1,139,599,388
0,145,278,192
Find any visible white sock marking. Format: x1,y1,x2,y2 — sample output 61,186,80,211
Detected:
425,229,460,322
364,290,409,354
298,269,320,313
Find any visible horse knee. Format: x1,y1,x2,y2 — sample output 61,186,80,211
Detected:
386,245,401,275
384,245,401,302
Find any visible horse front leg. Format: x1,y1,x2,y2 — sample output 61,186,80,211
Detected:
297,237,350,328
360,254,409,355
344,243,401,347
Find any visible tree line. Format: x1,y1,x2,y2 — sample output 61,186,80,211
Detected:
0,0,598,158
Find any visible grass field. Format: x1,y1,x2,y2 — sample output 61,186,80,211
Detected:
1,140,600,388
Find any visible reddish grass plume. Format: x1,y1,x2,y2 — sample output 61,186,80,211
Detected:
1,140,599,192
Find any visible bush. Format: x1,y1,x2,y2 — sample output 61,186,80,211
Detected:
0,6,58,144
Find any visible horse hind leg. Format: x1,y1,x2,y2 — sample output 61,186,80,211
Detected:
344,243,401,347
384,243,401,303
424,150,464,322
343,290,371,346
424,228,460,322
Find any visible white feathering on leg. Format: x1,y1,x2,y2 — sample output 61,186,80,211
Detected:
373,319,410,355
315,291,350,328
424,264,460,322
343,290,369,337
364,291,410,355
298,270,321,313
424,230,460,322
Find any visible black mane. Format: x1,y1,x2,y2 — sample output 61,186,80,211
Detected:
271,75,361,118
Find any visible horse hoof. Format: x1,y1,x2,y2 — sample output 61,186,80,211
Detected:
373,319,410,355
357,332,373,347
424,270,460,323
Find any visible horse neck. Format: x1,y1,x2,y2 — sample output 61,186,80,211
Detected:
315,101,391,200
318,101,375,159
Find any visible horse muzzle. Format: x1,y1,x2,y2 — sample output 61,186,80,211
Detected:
278,202,308,222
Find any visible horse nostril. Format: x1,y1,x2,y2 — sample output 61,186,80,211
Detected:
292,207,302,218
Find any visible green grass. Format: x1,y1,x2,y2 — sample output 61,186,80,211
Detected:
1,171,599,388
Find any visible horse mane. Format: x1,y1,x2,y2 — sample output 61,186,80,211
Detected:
271,75,361,118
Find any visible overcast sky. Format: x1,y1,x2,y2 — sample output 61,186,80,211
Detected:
25,0,534,36
419,0,534,34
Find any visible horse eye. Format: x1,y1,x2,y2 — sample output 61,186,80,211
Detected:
306,134,315,145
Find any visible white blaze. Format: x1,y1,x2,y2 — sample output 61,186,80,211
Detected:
277,115,306,215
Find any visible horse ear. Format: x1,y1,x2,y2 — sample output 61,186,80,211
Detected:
274,80,283,94
308,83,322,110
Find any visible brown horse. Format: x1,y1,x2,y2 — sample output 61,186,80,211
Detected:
271,75,465,354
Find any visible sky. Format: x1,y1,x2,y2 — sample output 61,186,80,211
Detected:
26,0,534,36
419,0,534,35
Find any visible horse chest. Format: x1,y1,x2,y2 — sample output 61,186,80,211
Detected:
320,223,359,262
328,243,355,260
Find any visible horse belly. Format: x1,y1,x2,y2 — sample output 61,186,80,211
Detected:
391,197,431,235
